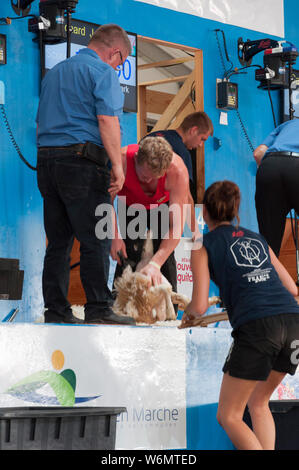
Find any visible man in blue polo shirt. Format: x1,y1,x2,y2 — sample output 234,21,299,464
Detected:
253,118,299,256
36,24,135,325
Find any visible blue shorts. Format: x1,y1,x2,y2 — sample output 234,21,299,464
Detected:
223,313,299,381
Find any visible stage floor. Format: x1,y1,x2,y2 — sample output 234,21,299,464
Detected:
0,320,298,450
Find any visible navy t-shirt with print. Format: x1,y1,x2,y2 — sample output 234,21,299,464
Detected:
203,225,299,330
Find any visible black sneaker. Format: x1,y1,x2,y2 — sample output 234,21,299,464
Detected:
85,309,135,325
45,314,84,324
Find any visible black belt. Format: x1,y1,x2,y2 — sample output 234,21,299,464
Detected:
38,142,109,166
266,151,299,158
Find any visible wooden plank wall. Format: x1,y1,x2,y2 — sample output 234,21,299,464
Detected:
279,218,299,284
69,239,86,305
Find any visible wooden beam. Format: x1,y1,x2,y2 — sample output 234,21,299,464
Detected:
151,70,195,132
196,147,205,203
194,50,205,202
138,57,194,70
137,85,147,141
194,50,204,111
146,89,174,115
139,74,190,88
138,35,198,53
167,100,195,130
279,218,299,282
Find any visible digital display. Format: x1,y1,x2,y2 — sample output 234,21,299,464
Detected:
0,34,7,65
43,19,137,113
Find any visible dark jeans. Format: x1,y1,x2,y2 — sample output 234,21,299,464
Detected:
37,148,113,322
113,203,178,312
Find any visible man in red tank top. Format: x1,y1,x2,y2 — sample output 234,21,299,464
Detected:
110,136,190,294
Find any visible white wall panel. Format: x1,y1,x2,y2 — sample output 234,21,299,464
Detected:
134,0,284,37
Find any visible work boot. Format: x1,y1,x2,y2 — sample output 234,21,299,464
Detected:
85,308,135,325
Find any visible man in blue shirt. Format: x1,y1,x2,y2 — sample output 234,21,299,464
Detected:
253,119,299,256
36,24,135,325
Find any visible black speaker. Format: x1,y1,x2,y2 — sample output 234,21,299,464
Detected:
244,400,299,450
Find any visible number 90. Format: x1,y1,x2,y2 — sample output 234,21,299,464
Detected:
117,59,132,81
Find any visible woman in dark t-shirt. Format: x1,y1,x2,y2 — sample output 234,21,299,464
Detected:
181,180,299,450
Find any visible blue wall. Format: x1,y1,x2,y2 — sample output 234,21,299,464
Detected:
0,0,297,322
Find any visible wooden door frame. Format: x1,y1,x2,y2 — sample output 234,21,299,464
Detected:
137,35,204,202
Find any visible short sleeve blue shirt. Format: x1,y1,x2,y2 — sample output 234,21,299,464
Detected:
262,119,299,155
36,48,124,147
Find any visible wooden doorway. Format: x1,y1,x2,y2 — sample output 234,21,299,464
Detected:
68,35,205,306
137,35,204,203
279,217,299,283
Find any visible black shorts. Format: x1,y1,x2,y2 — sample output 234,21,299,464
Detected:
223,313,299,381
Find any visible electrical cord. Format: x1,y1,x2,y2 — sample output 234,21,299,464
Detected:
214,30,282,148
0,104,37,171
214,29,255,152
0,12,40,171
227,64,278,136
1,102,78,268
214,29,234,79
0,14,35,24
235,108,254,152
225,64,262,80
267,82,277,128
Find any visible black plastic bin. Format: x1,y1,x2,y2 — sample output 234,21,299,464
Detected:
244,400,299,450
0,258,24,300
0,406,126,450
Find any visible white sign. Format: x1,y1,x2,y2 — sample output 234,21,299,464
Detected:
175,206,205,300
175,238,193,299
0,324,186,450
133,0,285,37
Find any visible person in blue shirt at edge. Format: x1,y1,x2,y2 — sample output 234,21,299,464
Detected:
180,180,299,450
36,24,135,325
254,118,299,257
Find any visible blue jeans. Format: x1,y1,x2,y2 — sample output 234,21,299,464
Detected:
37,148,113,321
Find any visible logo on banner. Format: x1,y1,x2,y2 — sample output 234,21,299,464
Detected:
5,350,100,406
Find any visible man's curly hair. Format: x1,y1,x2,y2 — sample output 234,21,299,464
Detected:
136,136,173,176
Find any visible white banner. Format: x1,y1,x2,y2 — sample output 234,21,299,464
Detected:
175,238,193,299
0,324,186,450
134,0,284,37
175,205,205,300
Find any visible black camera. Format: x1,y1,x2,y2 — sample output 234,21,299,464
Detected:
28,0,78,43
255,49,299,90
